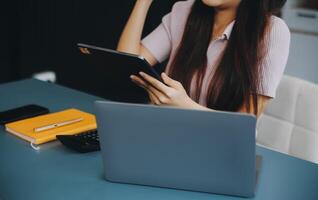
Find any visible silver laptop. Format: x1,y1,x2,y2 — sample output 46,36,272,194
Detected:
95,101,258,197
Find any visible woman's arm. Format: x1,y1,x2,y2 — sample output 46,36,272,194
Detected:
131,72,270,118
117,0,158,66
172,95,270,117
238,96,270,117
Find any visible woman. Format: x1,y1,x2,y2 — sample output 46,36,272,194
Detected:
117,0,290,117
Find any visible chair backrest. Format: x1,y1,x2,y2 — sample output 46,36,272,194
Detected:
257,75,318,164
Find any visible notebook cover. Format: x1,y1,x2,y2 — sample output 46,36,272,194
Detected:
5,108,97,145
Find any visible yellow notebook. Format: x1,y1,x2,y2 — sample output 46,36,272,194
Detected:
5,108,97,145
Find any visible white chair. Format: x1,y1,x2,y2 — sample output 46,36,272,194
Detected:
257,75,318,164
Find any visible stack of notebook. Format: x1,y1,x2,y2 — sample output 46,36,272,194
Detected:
5,108,97,145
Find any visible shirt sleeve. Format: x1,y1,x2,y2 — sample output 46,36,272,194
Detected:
259,17,291,98
141,13,172,63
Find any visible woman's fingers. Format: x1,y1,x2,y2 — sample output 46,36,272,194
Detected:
161,73,183,89
131,75,170,104
131,75,166,104
139,72,172,95
148,91,160,105
131,75,161,96
130,75,148,89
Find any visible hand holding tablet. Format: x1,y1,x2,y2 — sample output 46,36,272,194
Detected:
77,43,164,103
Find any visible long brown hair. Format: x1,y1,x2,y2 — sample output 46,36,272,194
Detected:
169,0,286,115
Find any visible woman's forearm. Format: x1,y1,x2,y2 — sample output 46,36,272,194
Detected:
117,0,153,55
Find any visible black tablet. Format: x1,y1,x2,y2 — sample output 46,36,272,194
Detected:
77,43,162,103
77,43,162,81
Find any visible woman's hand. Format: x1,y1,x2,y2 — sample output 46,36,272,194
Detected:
130,72,197,109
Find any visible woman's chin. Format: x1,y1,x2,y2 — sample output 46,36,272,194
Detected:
201,0,223,7
201,0,241,9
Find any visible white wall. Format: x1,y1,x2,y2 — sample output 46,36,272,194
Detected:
282,0,318,84
285,33,318,84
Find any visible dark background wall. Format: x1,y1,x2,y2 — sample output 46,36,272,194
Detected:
1,1,13,83
2,0,178,99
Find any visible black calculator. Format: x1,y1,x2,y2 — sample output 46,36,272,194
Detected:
57,129,100,153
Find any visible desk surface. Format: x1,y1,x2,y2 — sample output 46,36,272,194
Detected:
1,79,318,200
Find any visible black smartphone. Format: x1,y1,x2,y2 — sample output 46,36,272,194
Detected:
0,105,50,125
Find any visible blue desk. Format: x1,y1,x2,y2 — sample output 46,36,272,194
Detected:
1,79,318,200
